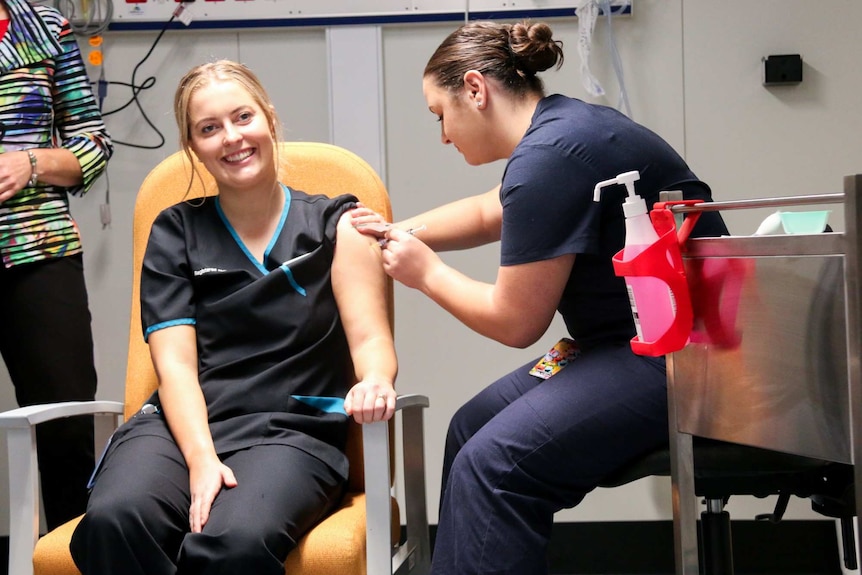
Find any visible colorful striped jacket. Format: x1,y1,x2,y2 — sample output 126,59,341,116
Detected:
0,0,112,267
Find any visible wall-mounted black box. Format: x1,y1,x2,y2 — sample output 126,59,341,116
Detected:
763,54,803,86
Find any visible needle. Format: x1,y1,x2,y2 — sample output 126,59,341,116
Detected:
379,224,426,247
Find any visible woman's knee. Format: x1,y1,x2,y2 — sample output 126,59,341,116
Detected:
446,395,494,454
447,433,501,491
180,523,290,575
81,496,141,534
70,502,145,566
443,414,467,462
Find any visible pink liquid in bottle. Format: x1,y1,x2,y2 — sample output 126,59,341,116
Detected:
622,244,676,343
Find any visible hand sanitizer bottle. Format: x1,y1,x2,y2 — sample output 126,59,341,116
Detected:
594,171,676,343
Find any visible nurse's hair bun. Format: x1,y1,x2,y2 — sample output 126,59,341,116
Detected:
506,21,564,77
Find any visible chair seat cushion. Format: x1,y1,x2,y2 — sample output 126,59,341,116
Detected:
284,492,369,575
34,516,81,575
34,492,397,575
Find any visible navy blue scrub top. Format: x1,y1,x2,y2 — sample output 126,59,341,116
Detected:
127,186,357,479
500,95,729,349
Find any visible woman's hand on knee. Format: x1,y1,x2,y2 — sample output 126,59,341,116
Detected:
188,458,238,533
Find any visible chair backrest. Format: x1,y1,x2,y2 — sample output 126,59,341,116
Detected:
124,142,393,492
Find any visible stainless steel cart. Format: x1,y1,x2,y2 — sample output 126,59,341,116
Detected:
665,174,861,574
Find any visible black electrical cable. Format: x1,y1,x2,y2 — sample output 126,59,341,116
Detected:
100,10,180,149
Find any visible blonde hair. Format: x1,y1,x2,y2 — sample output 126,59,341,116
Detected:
173,60,282,196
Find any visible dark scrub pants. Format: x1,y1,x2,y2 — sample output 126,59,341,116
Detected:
431,342,669,575
0,254,96,529
70,431,345,575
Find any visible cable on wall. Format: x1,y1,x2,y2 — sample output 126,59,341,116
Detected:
98,7,183,150
576,0,632,117
599,0,631,117
54,0,113,37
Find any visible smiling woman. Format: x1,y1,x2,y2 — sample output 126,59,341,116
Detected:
68,60,398,575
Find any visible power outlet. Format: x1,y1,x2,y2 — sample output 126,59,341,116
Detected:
763,54,803,86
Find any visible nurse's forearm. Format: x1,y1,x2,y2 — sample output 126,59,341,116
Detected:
396,186,501,252
418,264,536,348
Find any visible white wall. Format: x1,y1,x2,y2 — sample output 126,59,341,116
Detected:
0,0,859,535
683,0,860,233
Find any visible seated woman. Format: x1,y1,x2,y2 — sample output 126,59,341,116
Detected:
69,60,397,575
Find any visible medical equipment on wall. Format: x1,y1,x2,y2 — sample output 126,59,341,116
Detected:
576,0,632,117
53,0,113,36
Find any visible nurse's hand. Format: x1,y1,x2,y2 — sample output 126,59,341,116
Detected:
345,379,395,424
380,228,442,290
188,456,238,533
350,204,390,239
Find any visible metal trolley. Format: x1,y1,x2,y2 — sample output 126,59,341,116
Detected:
664,174,861,574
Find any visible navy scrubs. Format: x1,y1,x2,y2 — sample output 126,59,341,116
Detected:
431,95,729,575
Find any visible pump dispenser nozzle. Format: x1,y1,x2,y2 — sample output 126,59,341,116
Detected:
593,170,646,218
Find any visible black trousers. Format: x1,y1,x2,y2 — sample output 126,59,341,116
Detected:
0,254,97,530
70,432,345,575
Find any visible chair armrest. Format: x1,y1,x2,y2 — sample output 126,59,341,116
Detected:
0,400,124,575
0,400,124,427
392,394,430,411
363,393,431,575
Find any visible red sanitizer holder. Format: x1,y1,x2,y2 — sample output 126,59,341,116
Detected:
594,171,703,357
611,200,702,356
